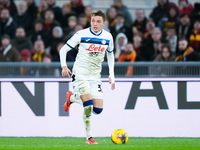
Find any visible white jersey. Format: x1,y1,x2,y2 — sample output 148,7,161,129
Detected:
66,27,114,80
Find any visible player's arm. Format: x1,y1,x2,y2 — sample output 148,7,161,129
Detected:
60,32,81,77
106,35,115,90
59,44,72,77
107,51,115,90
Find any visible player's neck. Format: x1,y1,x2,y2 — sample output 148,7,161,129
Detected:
90,27,102,36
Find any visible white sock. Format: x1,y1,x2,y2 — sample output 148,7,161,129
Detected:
83,105,93,140
70,94,83,106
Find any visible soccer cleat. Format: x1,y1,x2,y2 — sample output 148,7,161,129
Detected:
64,91,73,112
85,137,98,144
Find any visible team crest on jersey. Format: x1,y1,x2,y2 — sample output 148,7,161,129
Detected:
101,39,106,45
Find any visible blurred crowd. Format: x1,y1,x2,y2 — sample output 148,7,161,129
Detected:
0,0,200,76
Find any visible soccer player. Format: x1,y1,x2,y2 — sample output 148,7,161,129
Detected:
59,10,115,144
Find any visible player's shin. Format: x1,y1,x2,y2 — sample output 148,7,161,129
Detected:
83,100,93,140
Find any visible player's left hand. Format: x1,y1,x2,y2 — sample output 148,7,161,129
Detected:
109,77,115,90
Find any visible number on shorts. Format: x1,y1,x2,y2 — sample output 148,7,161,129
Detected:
72,74,75,82
98,84,102,92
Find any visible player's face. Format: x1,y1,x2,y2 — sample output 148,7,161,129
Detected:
91,16,105,32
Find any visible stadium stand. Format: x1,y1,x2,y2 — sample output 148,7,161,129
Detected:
0,0,200,77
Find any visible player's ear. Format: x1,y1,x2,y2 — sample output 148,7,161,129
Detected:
103,21,106,26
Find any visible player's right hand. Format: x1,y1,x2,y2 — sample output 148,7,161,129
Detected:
62,66,72,78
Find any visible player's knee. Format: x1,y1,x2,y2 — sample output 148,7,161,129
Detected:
92,107,103,115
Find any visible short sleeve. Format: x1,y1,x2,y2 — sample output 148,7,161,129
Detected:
66,32,81,48
106,34,114,53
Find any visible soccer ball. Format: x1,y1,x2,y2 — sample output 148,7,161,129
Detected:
111,129,129,144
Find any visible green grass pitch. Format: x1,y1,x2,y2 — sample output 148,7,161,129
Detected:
0,137,200,150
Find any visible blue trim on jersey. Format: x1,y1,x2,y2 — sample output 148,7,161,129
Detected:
90,27,102,36
66,43,73,49
106,48,114,53
81,37,110,43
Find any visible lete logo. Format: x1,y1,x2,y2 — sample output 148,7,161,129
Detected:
86,44,105,52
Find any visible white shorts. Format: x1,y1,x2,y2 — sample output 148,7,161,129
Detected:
72,78,103,99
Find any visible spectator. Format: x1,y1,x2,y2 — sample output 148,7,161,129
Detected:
84,5,93,24
107,7,117,30
132,9,148,34
77,13,90,29
0,8,17,39
34,53,58,76
150,0,171,26
50,26,63,61
25,0,38,22
53,43,63,76
0,34,19,62
63,16,77,37
189,19,200,52
154,44,175,61
39,53,55,75
143,28,163,61
143,19,155,39
118,43,137,76
151,44,176,76
19,49,31,62
52,42,63,62
175,38,200,61
19,49,36,76
111,0,132,27
63,24,83,42
178,0,194,15
166,26,177,54
176,13,193,40
37,0,49,19
191,3,200,26
132,31,145,60
28,18,50,48
56,42,78,62
110,13,131,42
66,0,85,17
114,32,128,60
32,39,45,62
11,27,32,52
13,1,31,32
43,53,52,63
46,0,62,23
158,3,179,36
0,0,17,17
44,9,60,36
175,38,200,75
61,3,76,28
